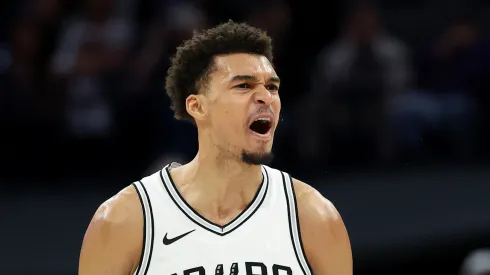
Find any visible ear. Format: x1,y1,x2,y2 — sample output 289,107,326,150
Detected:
186,94,207,121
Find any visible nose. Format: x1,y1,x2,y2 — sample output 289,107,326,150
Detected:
253,86,273,105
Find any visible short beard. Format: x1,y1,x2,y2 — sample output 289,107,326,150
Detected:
241,150,274,165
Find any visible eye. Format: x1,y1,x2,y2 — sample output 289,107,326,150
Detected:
266,84,279,91
234,83,251,89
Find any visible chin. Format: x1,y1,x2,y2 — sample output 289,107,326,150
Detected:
240,150,274,165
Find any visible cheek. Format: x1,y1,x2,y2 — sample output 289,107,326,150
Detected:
223,104,247,140
214,102,243,132
220,96,246,122
213,95,248,137
214,111,245,148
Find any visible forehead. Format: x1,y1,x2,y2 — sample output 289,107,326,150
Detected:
212,53,276,79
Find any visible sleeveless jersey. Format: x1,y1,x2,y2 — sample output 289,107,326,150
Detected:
132,163,313,275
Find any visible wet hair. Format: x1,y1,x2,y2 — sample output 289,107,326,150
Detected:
165,21,274,121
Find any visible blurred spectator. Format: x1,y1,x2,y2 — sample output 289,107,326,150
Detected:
29,0,66,69
300,2,411,168
164,0,207,37
131,0,207,92
0,16,58,176
0,20,36,131
46,0,135,174
50,0,133,137
0,18,43,136
392,16,484,161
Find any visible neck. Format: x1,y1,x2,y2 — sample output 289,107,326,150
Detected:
168,131,266,224
172,147,264,220
185,151,263,199
189,130,264,195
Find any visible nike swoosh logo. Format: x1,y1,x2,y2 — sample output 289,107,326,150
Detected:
163,229,195,245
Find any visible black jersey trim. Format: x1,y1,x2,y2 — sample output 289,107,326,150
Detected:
281,173,307,275
139,181,155,275
288,174,314,275
159,165,269,236
132,182,147,275
158,168,215,235
282,172,313,275
225,167,269,235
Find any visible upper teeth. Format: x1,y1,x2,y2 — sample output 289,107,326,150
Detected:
256,117,271,122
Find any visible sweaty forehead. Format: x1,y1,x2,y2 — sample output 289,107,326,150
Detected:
212,54,276,80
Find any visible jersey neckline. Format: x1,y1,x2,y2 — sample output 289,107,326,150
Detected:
159,164,270,236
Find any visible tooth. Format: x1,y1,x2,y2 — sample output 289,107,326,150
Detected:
256,117,271,122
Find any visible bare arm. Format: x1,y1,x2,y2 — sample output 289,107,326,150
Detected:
293,179,353,275
79,185,143,275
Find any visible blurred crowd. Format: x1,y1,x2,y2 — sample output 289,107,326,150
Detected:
297,3,490,175
1,0,490,181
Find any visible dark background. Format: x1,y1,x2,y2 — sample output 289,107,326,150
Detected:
1,0,489,274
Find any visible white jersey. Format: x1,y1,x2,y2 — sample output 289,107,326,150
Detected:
132,163,312,275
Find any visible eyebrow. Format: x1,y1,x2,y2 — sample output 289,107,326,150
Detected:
230,75,281,84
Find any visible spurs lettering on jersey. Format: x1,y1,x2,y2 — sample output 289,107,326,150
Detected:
132,163,312,275
172,262,292,275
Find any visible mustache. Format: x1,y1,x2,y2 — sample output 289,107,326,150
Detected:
251,106,274,117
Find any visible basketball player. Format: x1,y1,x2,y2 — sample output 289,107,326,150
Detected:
79,21,352,275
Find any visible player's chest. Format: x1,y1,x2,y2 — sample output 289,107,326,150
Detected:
148,260,301,275
147,230,302,275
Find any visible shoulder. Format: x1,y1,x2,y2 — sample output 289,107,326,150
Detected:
88,184,143,233
79,184,143,274
291,177,343,233
291,177,353,274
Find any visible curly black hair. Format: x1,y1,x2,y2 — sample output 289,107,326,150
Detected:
165,21,274,121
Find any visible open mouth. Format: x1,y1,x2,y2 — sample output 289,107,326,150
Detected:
249,117,273,135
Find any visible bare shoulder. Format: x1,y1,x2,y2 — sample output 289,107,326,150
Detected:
291,178,353,275
292,178,340,225
79,184,143,275
86,185,143,238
